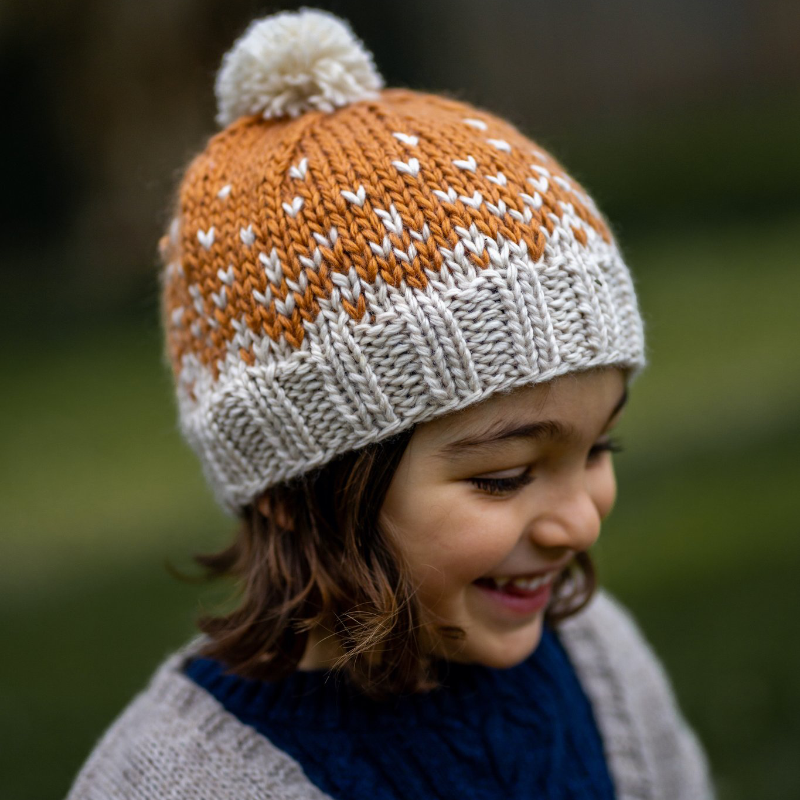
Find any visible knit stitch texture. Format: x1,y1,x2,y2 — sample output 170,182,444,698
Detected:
183,624,616,799
66,593,714,799
160,89,645,510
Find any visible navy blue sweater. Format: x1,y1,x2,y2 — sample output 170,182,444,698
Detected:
185,625,615,799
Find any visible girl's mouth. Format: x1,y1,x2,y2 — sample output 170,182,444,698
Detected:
472,572,556,615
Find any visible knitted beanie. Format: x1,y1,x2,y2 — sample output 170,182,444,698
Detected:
159,9,646,512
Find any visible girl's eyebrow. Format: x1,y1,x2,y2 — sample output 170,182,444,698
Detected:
435,389,628,460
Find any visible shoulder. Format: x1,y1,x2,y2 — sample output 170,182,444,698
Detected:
66,639,332,800
557,590,716,800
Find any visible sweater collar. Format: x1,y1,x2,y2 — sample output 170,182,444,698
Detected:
184,625,566,731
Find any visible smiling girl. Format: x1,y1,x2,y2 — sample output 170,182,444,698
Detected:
68,9,713,799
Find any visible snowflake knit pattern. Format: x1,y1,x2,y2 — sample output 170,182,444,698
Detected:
159,10,646,511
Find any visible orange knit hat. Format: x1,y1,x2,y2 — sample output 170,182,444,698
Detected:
159,9,645,512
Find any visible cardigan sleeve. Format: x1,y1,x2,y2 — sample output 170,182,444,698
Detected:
65,647,333,800
557,590,715,800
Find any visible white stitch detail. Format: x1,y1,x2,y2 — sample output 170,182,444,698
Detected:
509,206,533,223
369,235,392,259
217,266,235,285
459,191,482,209
433,188,458,203
341,185,366,206
282,197,304,217
374,204,403,235
409,222,431,242
211,286,227,310
521,192,543,209
487,172,507,186
455,223,487,257
285,271,308,295
528,175,549,194
289,158,308,180
259,249,283,285
252,286,272,307
392,132,418,146
392,158,420,177
240,225,256,247
452,155,477,172
217,184,232,199
463,118,488,130
197,227,215,250
392,247,410,263
188,284,205,315
274,288,296,316
303,246,324,272
487,138,511,152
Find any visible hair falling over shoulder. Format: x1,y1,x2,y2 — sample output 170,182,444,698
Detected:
192,429,597,700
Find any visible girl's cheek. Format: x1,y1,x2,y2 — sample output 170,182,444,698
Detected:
592,463,618,520
409,488,523,583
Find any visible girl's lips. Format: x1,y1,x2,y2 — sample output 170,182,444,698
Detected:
472,576,554,616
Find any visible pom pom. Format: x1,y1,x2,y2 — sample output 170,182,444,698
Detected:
215,9,384,126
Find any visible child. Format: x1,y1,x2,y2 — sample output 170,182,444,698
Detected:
68,9,713,799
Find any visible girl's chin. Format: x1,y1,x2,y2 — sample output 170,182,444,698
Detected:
444,616,545,668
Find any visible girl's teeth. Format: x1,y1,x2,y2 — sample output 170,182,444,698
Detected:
512,575,546,590
489,573,554,590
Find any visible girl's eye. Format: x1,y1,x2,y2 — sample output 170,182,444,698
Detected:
588,437,623,462
467,471,533,496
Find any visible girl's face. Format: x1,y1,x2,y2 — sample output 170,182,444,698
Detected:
380,367,627,669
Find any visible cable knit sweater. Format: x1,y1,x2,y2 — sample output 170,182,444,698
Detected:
66,592,714,800
183,623,616,799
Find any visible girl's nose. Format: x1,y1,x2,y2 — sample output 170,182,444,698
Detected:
528,483,603,554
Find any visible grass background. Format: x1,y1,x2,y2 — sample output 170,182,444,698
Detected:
2,212,799,799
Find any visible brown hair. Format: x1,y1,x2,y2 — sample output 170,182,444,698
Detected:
193,428,596,700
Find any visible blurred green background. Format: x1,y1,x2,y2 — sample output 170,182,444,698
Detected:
1,1,799,798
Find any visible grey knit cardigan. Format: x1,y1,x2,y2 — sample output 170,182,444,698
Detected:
67,591,714,799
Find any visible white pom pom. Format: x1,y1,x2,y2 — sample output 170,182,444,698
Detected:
215,9,384,126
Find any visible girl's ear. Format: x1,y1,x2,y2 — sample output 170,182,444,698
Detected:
257,492,294,531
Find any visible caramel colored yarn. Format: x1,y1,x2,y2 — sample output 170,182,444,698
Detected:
163,91,611,371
